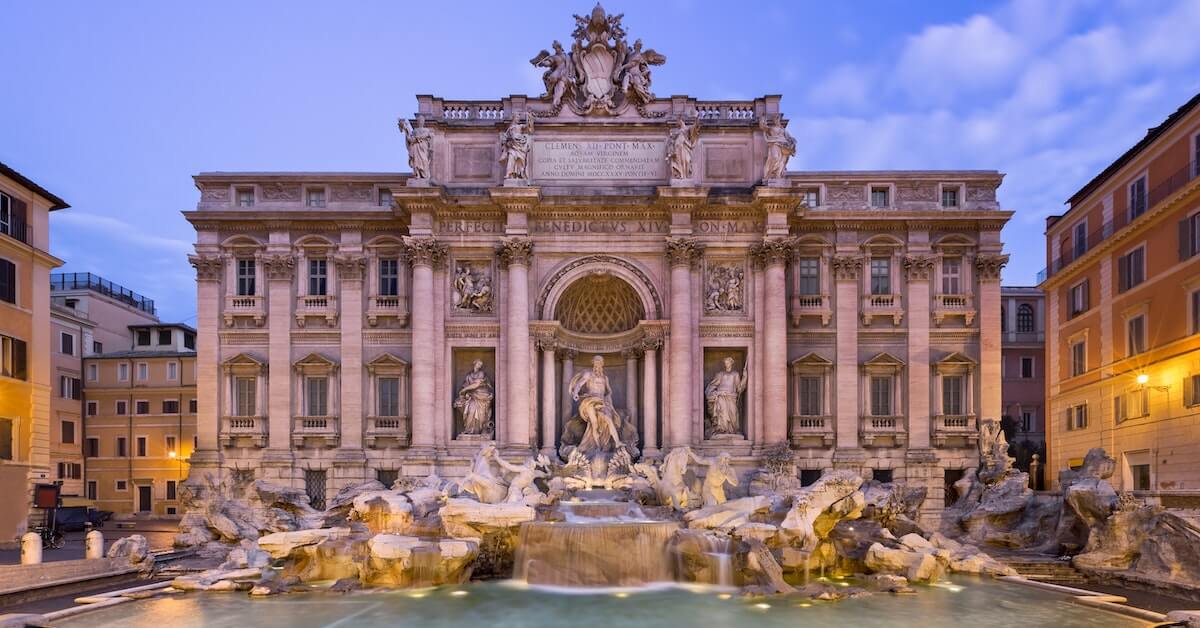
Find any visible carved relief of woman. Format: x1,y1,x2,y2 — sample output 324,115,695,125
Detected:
455,360,494,435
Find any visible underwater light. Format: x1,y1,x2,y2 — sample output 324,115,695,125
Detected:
717,593,732,600
754,603,771,610
450,590,469,597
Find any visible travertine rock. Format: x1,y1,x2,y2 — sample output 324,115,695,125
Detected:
107,534,152,569
780,471,864,549
257,527,351,559
683,495,771,531
439,498,536,540
864,543,944,583
351,491,414,534
220,539,271,570
175,473,324,547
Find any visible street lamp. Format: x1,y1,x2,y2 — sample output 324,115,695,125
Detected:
1137,373,1149,386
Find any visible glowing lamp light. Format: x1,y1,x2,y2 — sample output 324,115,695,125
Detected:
168,451,177,459
1137,373,1149,386
450,590,469,597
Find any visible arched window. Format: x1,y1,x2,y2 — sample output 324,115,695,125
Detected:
1017,304,1035,333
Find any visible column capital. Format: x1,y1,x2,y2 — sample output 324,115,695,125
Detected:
261,253,296,280
556,347,578,361
497,237,534,267
665,237,703,268
641,327,665,351
534,331,558,353
830,254,864,281
621,347,643,359
974,253,1009,282
403,236,448,270
750,237,793,268
188,254,223,282
903,254,937,281
333,254,368,281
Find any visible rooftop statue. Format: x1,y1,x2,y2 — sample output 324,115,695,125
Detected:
760,116,797,181
499,115,534,182
667,117,700,182
398,115,433,181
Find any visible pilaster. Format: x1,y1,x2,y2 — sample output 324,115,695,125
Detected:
904,254,936,449
189,254,223,457
404,236,447,452
498,236,534,452
752,238,792,444
335,250,366,461
832,254,863,451
262,250,295,453
975,254,1009,424
665,237,702,446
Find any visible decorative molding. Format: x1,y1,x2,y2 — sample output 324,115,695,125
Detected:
333,254,367,280
750,237,792,268
831,254,864,281
974,253,1009,282
331,183,372,202
260,182,301,202
200,185,230,203
497,237,534,267
698,323,754,338
903,254,937,281
535,255,664,320
188,254,223,281
664,237,703,268
261,253,296,280
641,327,664,351
404,237,448,270
444,325,500,339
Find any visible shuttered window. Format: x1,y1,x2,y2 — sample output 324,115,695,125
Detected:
0,258,14,304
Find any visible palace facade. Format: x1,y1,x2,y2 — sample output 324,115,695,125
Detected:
184,6,1010,521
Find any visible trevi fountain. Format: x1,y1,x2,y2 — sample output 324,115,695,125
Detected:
47,5,1200,627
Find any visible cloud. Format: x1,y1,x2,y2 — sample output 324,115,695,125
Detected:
51,212,192,255
895,15,1027,104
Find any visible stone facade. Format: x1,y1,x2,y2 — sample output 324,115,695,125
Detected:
182,7,1011,523
1000,286,1045,485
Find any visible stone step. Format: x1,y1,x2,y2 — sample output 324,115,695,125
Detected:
998,558,1087,583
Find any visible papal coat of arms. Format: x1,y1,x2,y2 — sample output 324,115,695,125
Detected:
529,4,666,117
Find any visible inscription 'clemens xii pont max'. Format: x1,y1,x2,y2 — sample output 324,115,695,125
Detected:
532,140,667,181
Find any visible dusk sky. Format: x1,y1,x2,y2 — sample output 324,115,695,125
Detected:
4,0,1199,323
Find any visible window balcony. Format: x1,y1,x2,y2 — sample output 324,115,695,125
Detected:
932,293,976,326
933,414,978,448
859,415,907,448
367,295,409,327
295,294,338,328
861,293,903,326
790,294,832,326
292,415,340,448
220,415,267,448
789,415,834,447
223,294,266,327
366,415,411,448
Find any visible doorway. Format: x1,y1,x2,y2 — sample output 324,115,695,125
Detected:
137,485,152,512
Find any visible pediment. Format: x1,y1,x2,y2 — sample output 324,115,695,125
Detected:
294,352,338,368
222,352,265,367
366,353,410,371
936,351,977,366
791,352,833,367
863,352,905,367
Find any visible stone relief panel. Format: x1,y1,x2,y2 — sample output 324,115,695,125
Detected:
452,348,496,440
702,347,748,440
451,144,496,180
703,145,749,181
703,261,745,315
451,260,495,314
331,184,372,202
260,182,301,202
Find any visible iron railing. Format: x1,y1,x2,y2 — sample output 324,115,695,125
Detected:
50,272,157,315
0,215,31,246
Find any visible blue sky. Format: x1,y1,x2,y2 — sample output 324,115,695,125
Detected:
4,0,1199,323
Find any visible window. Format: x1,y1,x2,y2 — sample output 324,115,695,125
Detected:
165,435,177,455
157,329,171,346
305,469,327,510
1017,304,1035,333
1118,247,1145,292
61,420,75,444
85,438,99,457
1130,464,1151,491
184,333,195,350
86,400,98,416
86,481,97,500
1193,289,1200,334
941,258,961,294
92,341,103,354
1073,222,1088,259
870,376,893,416
941,187,959,208
1021,356,1034,379
377,377,400,416
797,257,820,295
234,377,256,416
60,332,75,356
1070,340,1086,377
60,376,81,399
803,189,819,208
1067,403,1088,430
1069,280,1089,317
237,259,256,296
942,375,963,415
1187,374,1200,407
0,334,27,380
307,188,325,208
118,363,129,381
1182,212,1200,260
1001,306,1006,332
306,377,329,416
1020,411,1033,432
0,193,9,236
167,480,178,501
87,363,98,382
116,479,128,491
872,469,894,483
0,418,10,460
136,330,152,346
1127,315,1146,356
308,259,328,296
0,258,13,304
869,258,891,295
136,362,148,381
376,468,399,488
798,376,822,416
870,187,889,208
162,399,180,414
378,188,393,207
57,463,81,479
116,437,128,457
136,436,147,457
237,188,255,207
135,400,150,415
379,258,399,296
1128,176,1147,221
189,398,198,414
116,400,128,415
167,362,178,381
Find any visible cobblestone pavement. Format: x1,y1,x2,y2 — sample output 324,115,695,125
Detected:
0,519,178,565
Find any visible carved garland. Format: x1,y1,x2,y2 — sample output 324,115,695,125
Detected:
535,255,663,320
261,254,296,280
334,255,368,280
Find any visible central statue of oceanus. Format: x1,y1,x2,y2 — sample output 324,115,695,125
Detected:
559,355,640,483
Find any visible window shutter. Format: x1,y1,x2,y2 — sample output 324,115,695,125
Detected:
1082,279,1090,310
1118,256,1129,292
1066,408,1073,431
1183,219,1193,262
11,197,26,225
1186,378,1195,407
0,260,13,303
12,339,26,380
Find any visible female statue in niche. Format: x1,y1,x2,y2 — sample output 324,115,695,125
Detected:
667,117,699,181
705,356,748,436
454,360,494,435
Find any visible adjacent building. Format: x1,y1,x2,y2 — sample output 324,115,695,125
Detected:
1000,286,1045,485
0,162,68,544
83,323,197,514
183,6,1011,523
1043,91,1200,491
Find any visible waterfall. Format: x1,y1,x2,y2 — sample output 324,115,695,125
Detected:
514,520,681,587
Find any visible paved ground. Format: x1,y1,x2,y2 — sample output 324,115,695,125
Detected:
0,519,178,565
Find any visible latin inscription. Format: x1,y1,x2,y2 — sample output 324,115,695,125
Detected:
532,140,667,181
437,220,503,234
531,220,669,234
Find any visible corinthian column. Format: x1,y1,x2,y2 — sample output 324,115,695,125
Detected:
641,330,663,456
404,237,446,451
755,238,792,444
975,254,1008,423
499,237,534,451
666,237,701,447
904,254,936,449
537,334,557,456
